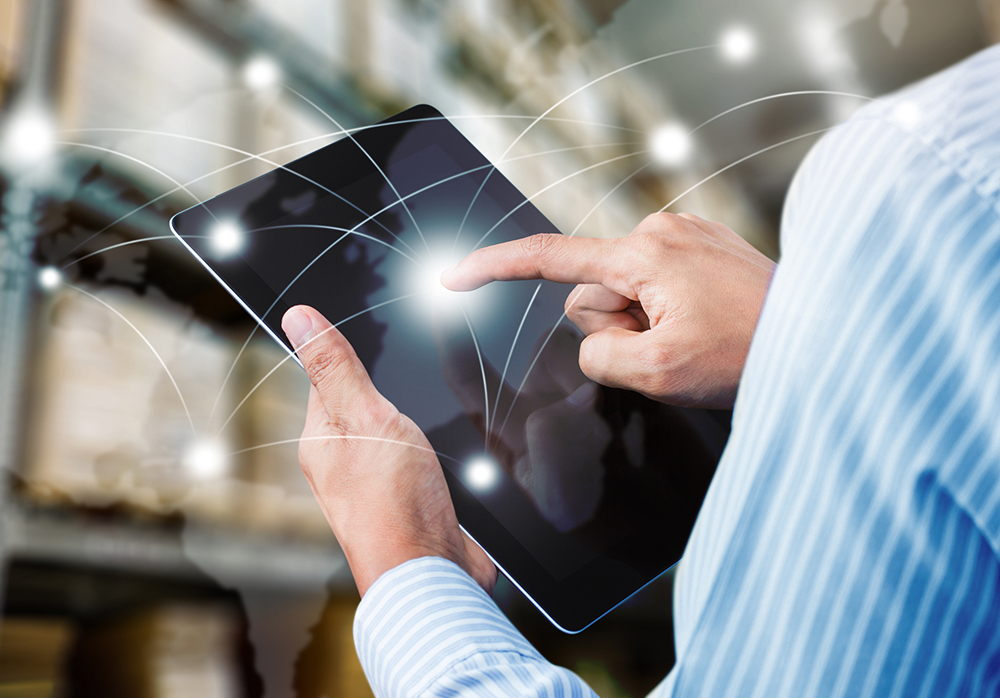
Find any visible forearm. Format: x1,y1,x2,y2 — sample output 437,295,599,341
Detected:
354,557,598,698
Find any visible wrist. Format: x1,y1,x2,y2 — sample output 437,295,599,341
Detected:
345,541,448,597
343,529,485,597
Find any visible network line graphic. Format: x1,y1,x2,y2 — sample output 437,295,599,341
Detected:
9,30,875,496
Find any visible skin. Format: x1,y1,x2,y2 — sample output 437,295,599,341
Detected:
284,212,776,596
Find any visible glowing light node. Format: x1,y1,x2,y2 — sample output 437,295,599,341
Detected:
650,123,693,168
243,56,281,91
721,27,756,63
426,263,457,299
183,440,229,480
414,252,463,312
3,109,55,166
464,456,499,492
893,101,922,130
38,266,62,290
211,221,244,257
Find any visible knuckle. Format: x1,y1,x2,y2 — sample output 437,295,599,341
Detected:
326,410,357,437
636,212,675,233
628,218,687,256
635,339,668,374
520,233,559,262
304,345,352,394
647,211,672,225
627,229,666,258
633,342,678,395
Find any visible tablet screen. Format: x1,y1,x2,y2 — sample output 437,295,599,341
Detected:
171,105,727,630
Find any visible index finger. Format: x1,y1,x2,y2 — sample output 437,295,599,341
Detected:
441,234,617,291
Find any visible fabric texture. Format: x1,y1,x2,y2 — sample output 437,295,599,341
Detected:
354,44,1000,698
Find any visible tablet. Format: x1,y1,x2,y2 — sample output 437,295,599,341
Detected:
170,104,727,633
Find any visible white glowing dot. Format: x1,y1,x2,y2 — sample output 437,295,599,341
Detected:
414,252,463,312
211,221,244,256
465,456,499,492
425,263,457,299
242,56,281,91
3,109,55,166
893,101,921,129
721,27,756,63
650,123,693,168
183,440,228,479
38,266,62,290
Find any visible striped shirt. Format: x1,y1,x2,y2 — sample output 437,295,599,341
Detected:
354,44,1000,697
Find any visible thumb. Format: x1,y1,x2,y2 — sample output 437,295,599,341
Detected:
281,305,379,418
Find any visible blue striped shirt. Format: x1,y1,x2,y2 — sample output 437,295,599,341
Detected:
354,44,1000,697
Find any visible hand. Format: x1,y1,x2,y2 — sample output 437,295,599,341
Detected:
442,213,776,409
282,305,497,596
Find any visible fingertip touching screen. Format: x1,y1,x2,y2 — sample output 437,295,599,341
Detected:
171,104,727,632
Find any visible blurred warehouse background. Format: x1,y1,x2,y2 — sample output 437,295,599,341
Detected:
0,0,997,696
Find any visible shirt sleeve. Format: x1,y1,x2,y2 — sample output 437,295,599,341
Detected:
353,557,599,698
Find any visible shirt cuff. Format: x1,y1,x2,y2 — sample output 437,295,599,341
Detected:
353,556,548,697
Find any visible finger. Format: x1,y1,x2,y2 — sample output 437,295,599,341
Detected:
282,305,381,422
441,234,627,293
572,307,647,335
564,284,640,334
578,326,660,395
565,283,632,314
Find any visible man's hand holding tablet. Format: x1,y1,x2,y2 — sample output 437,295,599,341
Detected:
282,305,498,597
287,209,774,596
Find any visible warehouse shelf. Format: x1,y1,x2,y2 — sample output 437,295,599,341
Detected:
2,501,351,592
